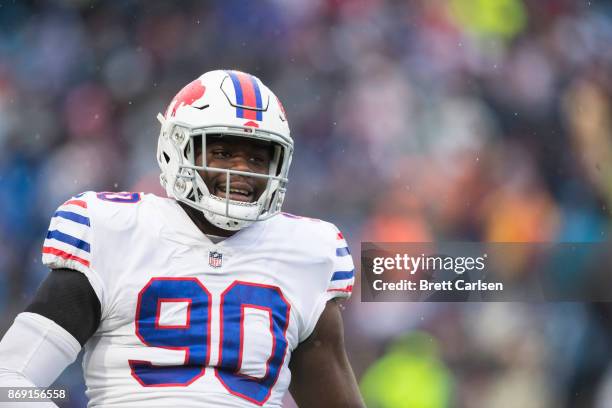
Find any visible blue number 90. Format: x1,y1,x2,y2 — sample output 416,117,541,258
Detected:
129,277,290,405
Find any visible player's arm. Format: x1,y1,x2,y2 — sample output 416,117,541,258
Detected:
289,300,365,408
0,268,101,406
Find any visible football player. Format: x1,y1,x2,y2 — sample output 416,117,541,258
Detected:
0,70,364,407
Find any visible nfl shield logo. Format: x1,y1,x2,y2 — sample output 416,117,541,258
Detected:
209,251,223,268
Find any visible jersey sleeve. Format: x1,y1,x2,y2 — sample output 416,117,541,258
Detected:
324,228,355,300
41,193,105,307
299,224,355,342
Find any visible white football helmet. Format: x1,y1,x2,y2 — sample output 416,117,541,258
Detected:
157,70,293,231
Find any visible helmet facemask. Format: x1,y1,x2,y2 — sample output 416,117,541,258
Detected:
158,115,293,231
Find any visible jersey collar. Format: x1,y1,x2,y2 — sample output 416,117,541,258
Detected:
156,197,268,251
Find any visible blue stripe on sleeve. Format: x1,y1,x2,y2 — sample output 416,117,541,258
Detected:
46,230,91,253
336,247,351,257
54,211,90,226
331,270,354,281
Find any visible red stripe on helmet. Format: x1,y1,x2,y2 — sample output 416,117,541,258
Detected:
234,72,257,120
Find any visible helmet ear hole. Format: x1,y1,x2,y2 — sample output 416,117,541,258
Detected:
163,152,170,163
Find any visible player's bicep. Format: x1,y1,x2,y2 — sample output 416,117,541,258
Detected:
289,300,364,408
25,268,101,346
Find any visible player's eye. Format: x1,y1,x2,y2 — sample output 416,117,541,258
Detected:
249,156,266,165
211,149,231,159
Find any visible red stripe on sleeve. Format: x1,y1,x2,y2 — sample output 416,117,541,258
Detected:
63,199,87,208
327,285,353,293
337,232,344,240
235,72,257,120
42,246,90,267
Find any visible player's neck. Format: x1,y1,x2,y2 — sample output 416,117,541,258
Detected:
178,202,237,238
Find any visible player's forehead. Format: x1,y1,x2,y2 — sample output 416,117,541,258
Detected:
205,134,273,151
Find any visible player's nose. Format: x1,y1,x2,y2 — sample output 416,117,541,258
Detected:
228,153,252,172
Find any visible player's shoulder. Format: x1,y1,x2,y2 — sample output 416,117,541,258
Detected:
55,191,167,230
267,212,345,247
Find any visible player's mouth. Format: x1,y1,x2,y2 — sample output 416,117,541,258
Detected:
214,183,255,203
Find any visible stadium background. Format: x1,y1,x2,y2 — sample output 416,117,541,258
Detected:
1,0,612,406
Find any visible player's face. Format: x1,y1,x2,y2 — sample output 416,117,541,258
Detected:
196,136,273,203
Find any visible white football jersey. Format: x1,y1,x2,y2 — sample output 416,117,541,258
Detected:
41,192,354,408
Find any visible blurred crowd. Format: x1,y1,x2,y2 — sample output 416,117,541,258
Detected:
1,0,612,407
